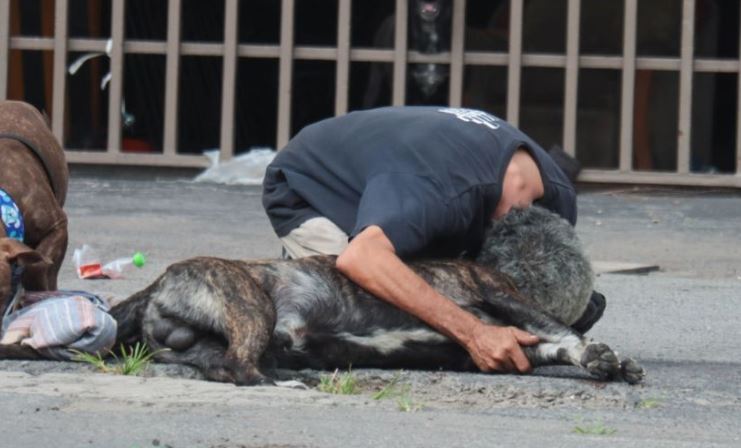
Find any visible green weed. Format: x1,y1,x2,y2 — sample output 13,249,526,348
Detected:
317,368,359,395
71,350,111,372
371,371,423,412
637,397,662,409
395,390,423,413
371,371,403,400
72,342,166,376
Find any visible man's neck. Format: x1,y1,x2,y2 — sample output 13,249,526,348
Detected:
492,149,545,220
509,149,544,201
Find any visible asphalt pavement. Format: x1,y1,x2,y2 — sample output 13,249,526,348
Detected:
1,170,740,448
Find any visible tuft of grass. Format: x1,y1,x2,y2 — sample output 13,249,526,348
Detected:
371,371,403,400
110,342,163,375
72,342,166,376
317,368,359,395
395,389,423,413
71,350,111,373
637,398,662,409
573,421,617,436
371,371,423,412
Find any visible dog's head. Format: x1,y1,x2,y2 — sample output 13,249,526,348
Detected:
0,238,51,325
414,0,446,22
476,206,594,325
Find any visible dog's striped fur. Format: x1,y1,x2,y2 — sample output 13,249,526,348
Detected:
111,207,644,385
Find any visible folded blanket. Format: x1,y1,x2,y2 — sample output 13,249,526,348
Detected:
1,290,117,360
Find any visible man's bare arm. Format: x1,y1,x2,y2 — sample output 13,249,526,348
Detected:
335,225,539,373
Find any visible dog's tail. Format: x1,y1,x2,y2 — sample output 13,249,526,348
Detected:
109,277,160,346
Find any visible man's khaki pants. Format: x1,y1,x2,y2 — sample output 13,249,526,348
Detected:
280,217,349,259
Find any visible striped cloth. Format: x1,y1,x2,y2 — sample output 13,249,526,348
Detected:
1,290,117,360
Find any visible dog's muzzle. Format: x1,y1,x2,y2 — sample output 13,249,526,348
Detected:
2,263,25,323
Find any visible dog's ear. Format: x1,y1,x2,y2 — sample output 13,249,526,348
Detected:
0,238,52,267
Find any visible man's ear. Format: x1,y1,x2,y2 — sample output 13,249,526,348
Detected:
0,238,52,267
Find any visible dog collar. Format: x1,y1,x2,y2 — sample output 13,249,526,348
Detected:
0,187,24,242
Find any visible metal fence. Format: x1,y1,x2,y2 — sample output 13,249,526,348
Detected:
2,0,740,187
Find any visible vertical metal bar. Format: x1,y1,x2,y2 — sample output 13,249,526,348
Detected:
335,0,351,116
447,0,465,107
507,0,524,126
107,0,126,154
392,0,408,105
619,0,637,172
41,0,54,110
677,0,695,174
562,0,580,156
51,0,68,143
0,0,9,99
737,1,741,176
163,0,181,156
219,0,239,160
277,0,295,149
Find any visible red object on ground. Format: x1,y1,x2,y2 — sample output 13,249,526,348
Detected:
78,263,104,279
122,138,157,153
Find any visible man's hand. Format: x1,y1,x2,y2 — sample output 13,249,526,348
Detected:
466,323,539,373
336,225,540,375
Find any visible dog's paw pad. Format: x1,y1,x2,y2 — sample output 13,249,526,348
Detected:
620,358,645,384
581,342,620,380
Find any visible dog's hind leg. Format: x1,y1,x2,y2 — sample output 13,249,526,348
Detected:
142,259,278,386
218,272,277,386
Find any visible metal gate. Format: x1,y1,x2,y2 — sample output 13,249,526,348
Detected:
2,0,740,187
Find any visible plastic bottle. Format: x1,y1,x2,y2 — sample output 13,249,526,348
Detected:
73,244,104,279
101,252,147,279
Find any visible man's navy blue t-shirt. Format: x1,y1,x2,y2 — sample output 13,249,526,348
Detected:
263,106,576,259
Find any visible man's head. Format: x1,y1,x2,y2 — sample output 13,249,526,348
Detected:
492,149,545,219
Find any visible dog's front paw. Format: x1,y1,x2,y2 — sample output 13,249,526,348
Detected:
619,357,645,384
580,342,620,380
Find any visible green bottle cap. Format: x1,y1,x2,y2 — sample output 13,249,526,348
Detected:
132,252,146,268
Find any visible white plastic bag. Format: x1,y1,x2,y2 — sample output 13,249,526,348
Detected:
194,147,276,185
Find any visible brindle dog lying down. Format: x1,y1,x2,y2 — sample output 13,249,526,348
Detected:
111,207,644,386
